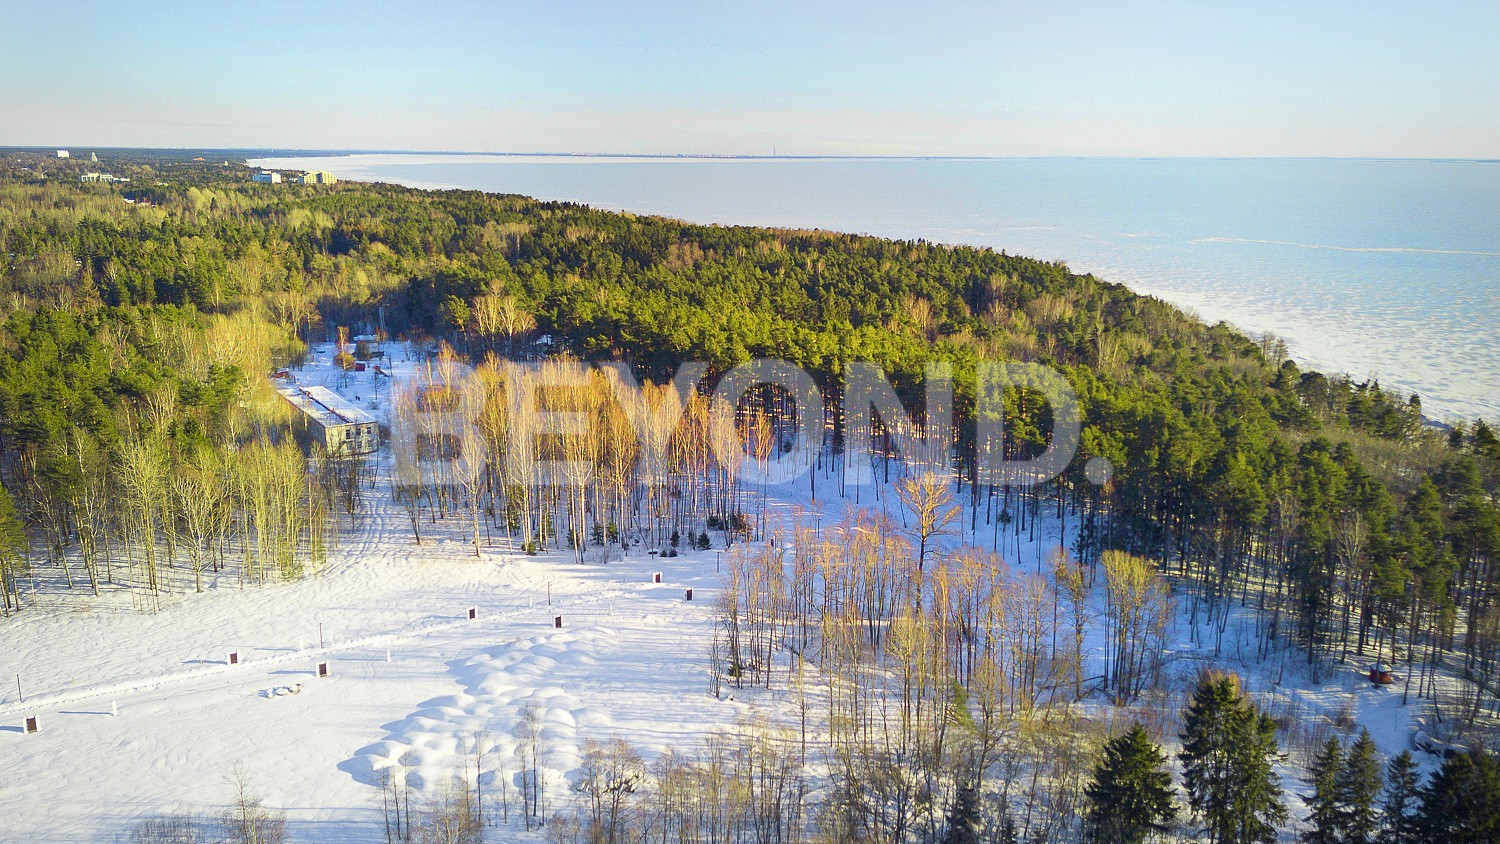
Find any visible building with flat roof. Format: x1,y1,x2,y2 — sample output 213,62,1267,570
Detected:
295,171,337,185
80,172,130,184
251,170,282,184
278,384,379,456
55,150,69,159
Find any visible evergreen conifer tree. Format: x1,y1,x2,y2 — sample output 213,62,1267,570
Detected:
1336,730,1383,844
942,778,982,844
1417,749,1500,844
1180,673,1287,844
1302,737,1344,844
1084,723,1177,844
1181,674,1243,841
1237,710,1289,844
1378,751,1421,844
995,810,1019,844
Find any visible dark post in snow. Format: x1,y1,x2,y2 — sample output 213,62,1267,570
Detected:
228,651,239,665
554,615,563,629
24,715,38,734
467,607,477,620
317,661,330,678
653,572,662,583
685,588,694,601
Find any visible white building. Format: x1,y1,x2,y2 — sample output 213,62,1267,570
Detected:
251,170,282,184
55,150,69,159
295,171,337,185
278,385,379,456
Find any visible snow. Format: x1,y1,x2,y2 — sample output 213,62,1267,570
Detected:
0,479,735,841
0,341,1459,841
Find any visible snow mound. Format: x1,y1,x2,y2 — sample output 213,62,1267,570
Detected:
346,627,619,797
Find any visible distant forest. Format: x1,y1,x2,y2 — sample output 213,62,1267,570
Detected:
2,151,1499,841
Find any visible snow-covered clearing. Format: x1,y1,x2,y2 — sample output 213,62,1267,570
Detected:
0,474,740,841
0,342,1461,841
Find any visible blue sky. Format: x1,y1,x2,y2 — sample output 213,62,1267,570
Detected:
3,0,1497,156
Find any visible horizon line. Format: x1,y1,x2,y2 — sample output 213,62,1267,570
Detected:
4,146,1497,164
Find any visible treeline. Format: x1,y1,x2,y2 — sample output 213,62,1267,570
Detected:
0,300,351,613
705,507,1175,842
387,352,755,559
694,488,1496,841
4,152,1500,840
532,674,1498,844
1,152,1498,720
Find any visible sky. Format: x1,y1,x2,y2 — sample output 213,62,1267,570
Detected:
2,0,1497,157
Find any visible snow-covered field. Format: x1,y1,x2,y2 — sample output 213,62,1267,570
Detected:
0,343,1452,841
0,459,746,840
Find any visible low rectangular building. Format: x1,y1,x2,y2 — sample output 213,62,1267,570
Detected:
296,171,337,185
278,384,379,456
251,170,282,184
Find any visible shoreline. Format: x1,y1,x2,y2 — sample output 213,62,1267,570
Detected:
249,154,1498,425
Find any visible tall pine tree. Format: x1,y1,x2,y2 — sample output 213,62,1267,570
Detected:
1180,673,1287,844
1302,737,1344,844
1237,709,1289,844
1336,730,1383,844
1378,750,1421,844
1084,723,1178,844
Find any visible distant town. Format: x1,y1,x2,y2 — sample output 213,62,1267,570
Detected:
48,148,335,188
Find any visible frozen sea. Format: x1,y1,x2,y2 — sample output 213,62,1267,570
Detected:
252,154,1500,423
